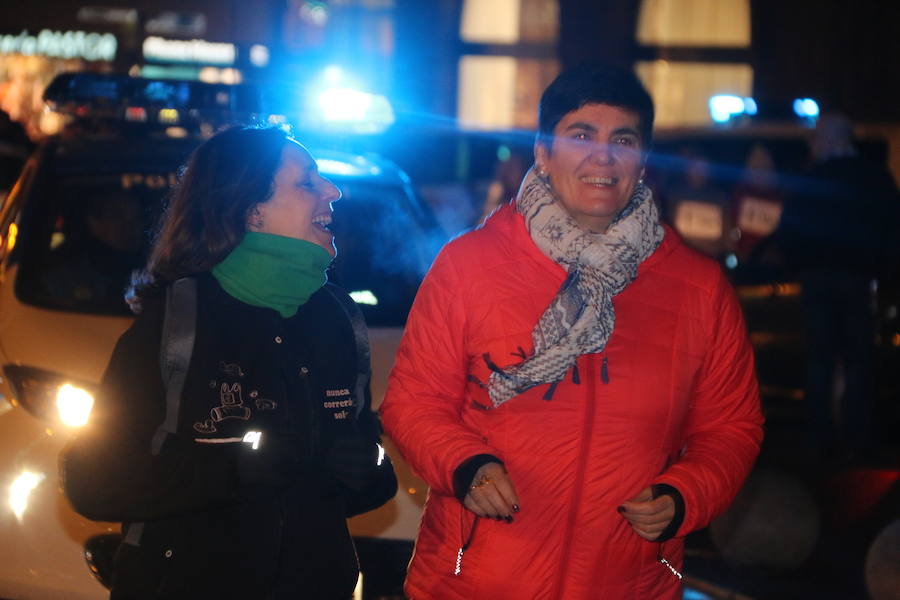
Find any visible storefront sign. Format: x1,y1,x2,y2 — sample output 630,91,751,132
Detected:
77,7,139,26
146,12,207,37
0,30,117,61
143,36,235,65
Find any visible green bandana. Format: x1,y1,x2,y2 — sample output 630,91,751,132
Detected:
212,232,332,318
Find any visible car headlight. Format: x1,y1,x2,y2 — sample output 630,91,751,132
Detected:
56,383,94,426
3,365,96,427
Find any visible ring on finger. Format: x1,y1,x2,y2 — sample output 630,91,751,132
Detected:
470,474,492,490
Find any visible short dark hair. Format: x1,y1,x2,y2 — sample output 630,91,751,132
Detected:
128,126,290,308
537,63,655,150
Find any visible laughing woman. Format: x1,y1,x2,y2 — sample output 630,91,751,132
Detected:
63,126,396,600
381,64,763,600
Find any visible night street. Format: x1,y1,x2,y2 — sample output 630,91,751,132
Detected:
1,1,899,599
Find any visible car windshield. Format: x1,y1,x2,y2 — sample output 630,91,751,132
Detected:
15,154,436,326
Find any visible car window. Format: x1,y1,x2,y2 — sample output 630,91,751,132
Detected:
16,171,166,314
14,150,438,323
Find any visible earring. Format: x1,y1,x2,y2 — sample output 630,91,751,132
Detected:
536,166,548,178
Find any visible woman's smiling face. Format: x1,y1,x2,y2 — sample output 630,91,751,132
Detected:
535,103,645,232
252,141,342,256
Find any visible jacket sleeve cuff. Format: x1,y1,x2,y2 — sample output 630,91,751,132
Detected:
453,454,504,502
651,483,685,542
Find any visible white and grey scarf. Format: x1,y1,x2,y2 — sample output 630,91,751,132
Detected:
484,166,664,407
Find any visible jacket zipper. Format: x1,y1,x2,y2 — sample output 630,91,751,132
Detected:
657,540,683,580
453,515,480,576
551,355,597,599
297,364,317,460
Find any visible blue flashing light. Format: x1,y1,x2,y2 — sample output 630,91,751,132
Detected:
709,94,746,124
311,88,394,134
318,87,373,122
302,67,395,134
743,97,758,115
323,65,344,86
793,98,820,118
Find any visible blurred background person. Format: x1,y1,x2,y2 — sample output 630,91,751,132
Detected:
730,143,784,263
665,145,731,258
775,112,899,460
478,149,529,223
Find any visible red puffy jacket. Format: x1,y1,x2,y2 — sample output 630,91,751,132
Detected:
381,205,763,600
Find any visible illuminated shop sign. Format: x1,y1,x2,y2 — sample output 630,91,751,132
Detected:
146,12,207,37
0,30,117,61
77,6,139,26
143,36,236,65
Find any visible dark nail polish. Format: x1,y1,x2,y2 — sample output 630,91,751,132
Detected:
512,504,520,513
617,506,625,513
494,516,503,521
504,515,514,523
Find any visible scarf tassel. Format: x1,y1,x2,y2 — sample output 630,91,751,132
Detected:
542,381,559,401
467,374,487,389
543,362,581,401
482,353,512,379
467,375,496,410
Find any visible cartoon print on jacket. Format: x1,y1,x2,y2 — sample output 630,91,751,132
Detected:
220,361,245,377
193,381,253,433
250,388,278,411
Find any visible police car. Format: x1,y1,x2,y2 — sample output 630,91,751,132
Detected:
0,73,439,599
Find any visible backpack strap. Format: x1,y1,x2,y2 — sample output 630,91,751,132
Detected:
128,277,198,547
322,284,370,417
151,277,198,455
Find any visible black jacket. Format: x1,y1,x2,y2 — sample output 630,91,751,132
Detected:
64,273,395,599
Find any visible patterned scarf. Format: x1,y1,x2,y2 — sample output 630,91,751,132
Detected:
485,167,664,407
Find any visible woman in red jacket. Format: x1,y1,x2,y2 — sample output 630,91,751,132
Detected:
381,64,763,600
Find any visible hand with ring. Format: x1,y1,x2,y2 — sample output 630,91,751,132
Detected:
464,462,519,521
471,474,492,489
